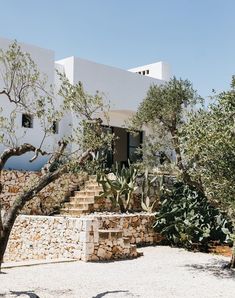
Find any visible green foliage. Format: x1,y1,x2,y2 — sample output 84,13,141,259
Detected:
0,41,60,148
154,182,233,250
57,73,113,153
181,78,235,217
139,169,162,212
130,77,203,182
97,161,138,212
132,77,202,128
72,151,108,175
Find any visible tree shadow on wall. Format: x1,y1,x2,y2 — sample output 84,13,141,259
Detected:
92,290,136,298
9,291,40,298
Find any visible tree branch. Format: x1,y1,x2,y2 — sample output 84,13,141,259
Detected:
0,144,48,171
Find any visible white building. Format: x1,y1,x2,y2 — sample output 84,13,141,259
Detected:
0,37,171,170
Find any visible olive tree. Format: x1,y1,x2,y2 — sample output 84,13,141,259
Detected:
0,42,111,271
131,77,203,189
181,78,235,267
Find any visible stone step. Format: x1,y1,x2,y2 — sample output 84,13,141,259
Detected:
60,208,89,216
71,194,95,201
70,197,94,204
84,183,101,189
85,184,103,191
74,190,100,197
64,202,94,209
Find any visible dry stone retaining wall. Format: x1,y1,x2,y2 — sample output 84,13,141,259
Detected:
95,213,159,245
0,170,86,215
5,215,82,262
4,213,161,263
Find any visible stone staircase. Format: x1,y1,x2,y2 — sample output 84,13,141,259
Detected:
60,175,102,216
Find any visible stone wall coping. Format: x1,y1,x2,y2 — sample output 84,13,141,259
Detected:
6,211,159,263
92,213,156,218
15,215,79,220
98,229,122,233
15,213,156,221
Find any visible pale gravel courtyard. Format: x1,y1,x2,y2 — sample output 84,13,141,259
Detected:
0,246,235,298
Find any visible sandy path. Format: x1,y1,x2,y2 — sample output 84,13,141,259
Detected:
0,246,235,298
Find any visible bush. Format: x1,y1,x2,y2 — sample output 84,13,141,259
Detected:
154,182,233,250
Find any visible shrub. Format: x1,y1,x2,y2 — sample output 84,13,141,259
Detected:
154,182,233,250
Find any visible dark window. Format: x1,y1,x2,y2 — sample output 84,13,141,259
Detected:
146,70,149,74
99,125,114,168
52,121,59,134
128,131,143,162
22,114,33,128
142,71,145,75
138,71,141,74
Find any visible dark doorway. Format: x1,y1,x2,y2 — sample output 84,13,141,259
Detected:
103,126,142,168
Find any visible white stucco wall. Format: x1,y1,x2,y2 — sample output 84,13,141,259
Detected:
0,38,64,170
56,56,164,129
0,37,169,170
128,61,171,81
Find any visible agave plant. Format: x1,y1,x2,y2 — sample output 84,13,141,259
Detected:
97,161,138,212
139,169,164,212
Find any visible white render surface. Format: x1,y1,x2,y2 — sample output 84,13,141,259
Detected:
56,56,163,111
1,246,234,298
0,37,168,170
0,37,62,170
128,61,171,81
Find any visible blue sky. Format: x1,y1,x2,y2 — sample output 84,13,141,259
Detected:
0,0,234,98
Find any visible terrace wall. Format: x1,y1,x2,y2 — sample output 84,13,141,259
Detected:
4,213,161,263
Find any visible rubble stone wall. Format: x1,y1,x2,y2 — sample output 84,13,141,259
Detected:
95,213,160,245
0,170,86,215
4,213,161,263
4,215,82,262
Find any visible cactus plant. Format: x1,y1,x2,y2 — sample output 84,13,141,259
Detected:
97,161,138,212
139,169,165,212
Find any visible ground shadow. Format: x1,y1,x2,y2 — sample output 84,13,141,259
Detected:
92,290,135,298
8,291,40,298
185,259,235,279
89,254,143,264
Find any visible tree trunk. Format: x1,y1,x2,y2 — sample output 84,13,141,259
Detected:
0,219,16,272
0,165,67,271
229,240,235,268
0,148,91,270
170,128,204,193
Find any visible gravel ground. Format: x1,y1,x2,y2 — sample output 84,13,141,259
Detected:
0,246,235,298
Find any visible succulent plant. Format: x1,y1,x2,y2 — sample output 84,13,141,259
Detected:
97,161,138,212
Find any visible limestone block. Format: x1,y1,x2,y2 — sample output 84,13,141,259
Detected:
91,255,99,261
105,251,113,259
80,231,92,243
73,249,82,259
117,239,124,246
81,253,91,262
106,240,113,247
93,230,98,243
83,242,95,255
82,219,93,231
97,247,106,259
